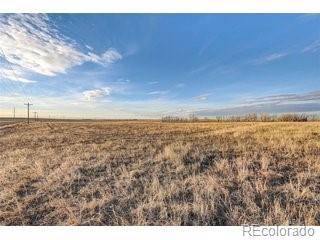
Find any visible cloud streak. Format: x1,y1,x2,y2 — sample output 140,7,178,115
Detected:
83,87,111,101
0,66,36,83
244,91,320,104
193,93,211,101
196,103,320,117
252,52,288,65
302,40,320,53
0,14,122,81
195,90,320,116
147,90,169,95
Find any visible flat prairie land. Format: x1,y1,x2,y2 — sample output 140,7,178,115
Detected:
0,121,319,225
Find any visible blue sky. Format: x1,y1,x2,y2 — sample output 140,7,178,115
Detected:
0,14,319,118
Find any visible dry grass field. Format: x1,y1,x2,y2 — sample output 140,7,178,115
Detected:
0,121,319,225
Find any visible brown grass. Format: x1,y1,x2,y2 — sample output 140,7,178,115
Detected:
0,121,319,225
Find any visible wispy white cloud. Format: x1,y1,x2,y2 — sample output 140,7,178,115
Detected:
100,49,122,64
244,91,320,104
302,40,320,53
148,81,159,85
147,90,169,95
116,78,130,84
85,45,94,51
252,52,288,65
193,93,211,101
195,90,320,116
83,87,111,101
0,14,122,80
196,103,320,117
0,66,36,83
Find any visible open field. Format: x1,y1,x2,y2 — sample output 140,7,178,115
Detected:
0,121,319,225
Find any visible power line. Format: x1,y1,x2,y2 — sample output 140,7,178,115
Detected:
34,111,39,121
0,46,37,123
24,102,33,124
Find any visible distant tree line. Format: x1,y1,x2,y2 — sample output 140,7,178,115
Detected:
161,113,320,122
161,114,199,123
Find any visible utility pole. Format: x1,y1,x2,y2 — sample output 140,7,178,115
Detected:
33,111,37,122
24,102,33,124
13,107,15,121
